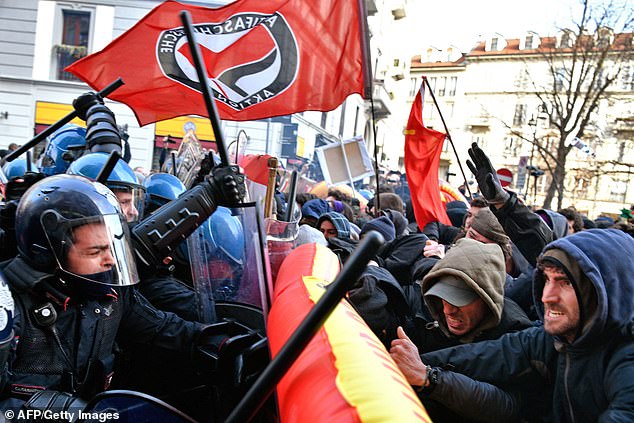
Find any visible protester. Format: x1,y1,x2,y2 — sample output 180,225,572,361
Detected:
557,207,583,234
535,209,570,239
360,216,396,243
300,198,330,227
415,238,531,353
391,229,634,422
316,211,351,240
466,142,552,267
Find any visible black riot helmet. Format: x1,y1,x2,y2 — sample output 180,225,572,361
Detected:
15,174,139,290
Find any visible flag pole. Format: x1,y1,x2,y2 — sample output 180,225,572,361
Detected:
224,231,384,423
356,0,372,100
422,76,472,199
180,11,229,167
356,0,380,212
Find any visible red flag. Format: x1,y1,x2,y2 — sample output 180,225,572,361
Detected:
66,0,367,125
404,83,451,230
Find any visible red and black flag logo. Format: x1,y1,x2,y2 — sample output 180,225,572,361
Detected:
67,0,367,125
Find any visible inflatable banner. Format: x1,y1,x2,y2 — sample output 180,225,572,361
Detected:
268,244,431,423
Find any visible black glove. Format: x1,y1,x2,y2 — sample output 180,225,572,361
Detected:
72,92,103,120
196,320,268,384
207,165,246,207
466,142,510,205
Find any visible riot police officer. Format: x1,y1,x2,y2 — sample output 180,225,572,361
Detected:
0,171,248,411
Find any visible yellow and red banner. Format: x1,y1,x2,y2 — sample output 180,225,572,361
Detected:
268,244,430,423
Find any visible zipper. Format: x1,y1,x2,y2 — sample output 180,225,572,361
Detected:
425,321,439,330
563,352,576,423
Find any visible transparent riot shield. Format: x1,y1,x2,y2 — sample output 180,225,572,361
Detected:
265,205,301,284
188,203,272,324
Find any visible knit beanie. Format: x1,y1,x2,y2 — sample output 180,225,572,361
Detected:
445,200,469,228
381,209,408,237
360,216,396,242
470,208,512,259
296,224,328,246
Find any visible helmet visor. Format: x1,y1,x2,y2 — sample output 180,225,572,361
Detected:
109,184,146,223
43,212,139,287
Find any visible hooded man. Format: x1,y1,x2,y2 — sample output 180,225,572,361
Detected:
416,238,531,353
391,229,634,422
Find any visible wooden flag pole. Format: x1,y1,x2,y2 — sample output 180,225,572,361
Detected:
264,157,279,219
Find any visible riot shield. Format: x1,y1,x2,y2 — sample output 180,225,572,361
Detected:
188,203,272,324
78,390,196,423
265,205,301,284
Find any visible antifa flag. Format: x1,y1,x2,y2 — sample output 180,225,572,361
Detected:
404,83,451,230
66,0,369,125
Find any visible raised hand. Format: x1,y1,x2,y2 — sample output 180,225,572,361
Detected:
389,326,427,387
466,142,510,205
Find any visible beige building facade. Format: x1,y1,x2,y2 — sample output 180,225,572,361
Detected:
408,31,634,219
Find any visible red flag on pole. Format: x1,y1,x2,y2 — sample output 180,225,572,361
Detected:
404,83,451,230
66,0,368,125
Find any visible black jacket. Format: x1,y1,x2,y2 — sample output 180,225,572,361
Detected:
491,192,552,267
0,256,204,402
375,233,429,286
422,230,634,422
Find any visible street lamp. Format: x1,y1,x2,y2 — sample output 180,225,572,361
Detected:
524,115,538,201
524,106,548,206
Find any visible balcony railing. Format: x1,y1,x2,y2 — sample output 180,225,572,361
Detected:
54,44,87,81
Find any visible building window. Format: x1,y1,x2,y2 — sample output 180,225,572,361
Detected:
621,65,634,90
393,58,400,67
513,104,526,126
504,136,520,156
438,76,447,96
409,77,419,98
560,32,572,48
428,77,437,93
609,179,627,202
448,76,457,96
554,68,566,91
55,10,91,81
525,34,534,49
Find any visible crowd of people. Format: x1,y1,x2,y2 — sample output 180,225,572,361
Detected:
0,90,633,423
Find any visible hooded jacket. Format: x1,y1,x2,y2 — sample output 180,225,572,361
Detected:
316,212,351,239
422,229,634,422
417,238,531,352
535,209,569,240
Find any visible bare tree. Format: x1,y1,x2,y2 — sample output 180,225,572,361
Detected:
526,0,633,209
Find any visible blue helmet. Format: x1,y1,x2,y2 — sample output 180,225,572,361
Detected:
39,124,87,176
191,207,245,301
203,207,245,265
15,174,139,290
143,173,187,215
67,152,146,222
2,157,36,180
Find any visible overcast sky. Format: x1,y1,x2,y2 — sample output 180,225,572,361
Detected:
405,0,613,52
